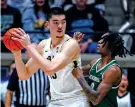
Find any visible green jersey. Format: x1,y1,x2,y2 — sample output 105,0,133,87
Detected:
87,58,121,107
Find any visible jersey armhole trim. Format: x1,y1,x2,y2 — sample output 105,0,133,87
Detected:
101,64,121,89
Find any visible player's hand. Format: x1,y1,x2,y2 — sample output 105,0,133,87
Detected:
11,28,31,48
72,67,83,79
73,32,84,43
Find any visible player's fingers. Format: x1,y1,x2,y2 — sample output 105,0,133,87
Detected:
11,37,23,42
79,34,84,40
76,32,83,40
10,31,21,39
82,34,84,38
73,32,77,38
27,34,30,39
13,28,24,36
77,32,82,37
75,32,80,39
18,28,26,35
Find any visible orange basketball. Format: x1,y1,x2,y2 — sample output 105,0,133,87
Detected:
3,28,24,51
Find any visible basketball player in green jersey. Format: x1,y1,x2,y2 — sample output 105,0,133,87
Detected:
72,32,132,107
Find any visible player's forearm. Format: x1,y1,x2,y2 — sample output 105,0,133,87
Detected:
5,91,13,107
13,52,28,80
26,45,54,75
77,75,98,101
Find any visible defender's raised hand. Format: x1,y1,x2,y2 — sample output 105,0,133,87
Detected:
73,32,84,43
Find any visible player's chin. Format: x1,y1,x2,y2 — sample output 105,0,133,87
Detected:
97,49,100,53
56,33,64,38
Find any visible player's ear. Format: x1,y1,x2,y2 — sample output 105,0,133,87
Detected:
45,21,49,29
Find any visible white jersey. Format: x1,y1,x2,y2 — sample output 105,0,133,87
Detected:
42,34,86,101
117,92,131,107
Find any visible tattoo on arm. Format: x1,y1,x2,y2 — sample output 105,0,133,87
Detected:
77,75,98,101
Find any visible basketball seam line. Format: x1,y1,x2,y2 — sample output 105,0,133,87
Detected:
9,34,22,50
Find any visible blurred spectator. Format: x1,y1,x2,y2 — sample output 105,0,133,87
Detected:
5,43,50,107
49,0,73,11
7,0,33,14
1,61,16,107
62,0,73,11
93,0,106,15
1,0,22,52
118,8,135,54
49,0,64,7
8,61,16,76
22,0,50,43
1,0,22,33
117,74,135,107
66,0,108,53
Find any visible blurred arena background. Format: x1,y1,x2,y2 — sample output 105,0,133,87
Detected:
1,0,135,106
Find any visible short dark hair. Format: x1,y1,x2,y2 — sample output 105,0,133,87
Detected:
47,7,65,20
102,32,132,58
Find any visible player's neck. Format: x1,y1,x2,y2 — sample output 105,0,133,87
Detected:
118,90,127,97
76,5,86,11
51,36,64,48
100,56,114,65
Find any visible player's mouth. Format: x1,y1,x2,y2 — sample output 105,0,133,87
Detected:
57,30,63,33
97,45,100,49
121,84,126,88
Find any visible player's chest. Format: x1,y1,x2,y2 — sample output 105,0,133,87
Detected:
43,46,60,60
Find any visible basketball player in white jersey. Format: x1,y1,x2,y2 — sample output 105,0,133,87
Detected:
11,7,90,107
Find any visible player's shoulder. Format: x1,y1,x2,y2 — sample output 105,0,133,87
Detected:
64,34,78,45
37,38,50,53
90,58,100,66
108,65,121,72
38,38,50,47
61,34,80,53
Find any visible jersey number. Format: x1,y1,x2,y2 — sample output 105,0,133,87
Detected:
91,82,95,89
47,56,57,79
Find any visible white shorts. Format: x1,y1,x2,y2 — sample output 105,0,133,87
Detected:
48,96,90,107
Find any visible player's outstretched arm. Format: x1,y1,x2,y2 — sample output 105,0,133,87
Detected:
11,28,80,76
72,66,121,105
26,38,80,75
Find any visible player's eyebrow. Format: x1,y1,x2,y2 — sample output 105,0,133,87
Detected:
101,35,107,39
52,18,66,22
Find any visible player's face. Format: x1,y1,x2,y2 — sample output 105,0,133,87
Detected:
1,0,7,6
119,75,128,92
76,0,87,7
47,15,66,38
97,34,110,55
35,0,45,7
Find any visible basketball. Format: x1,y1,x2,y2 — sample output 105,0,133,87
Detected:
3,28,24,51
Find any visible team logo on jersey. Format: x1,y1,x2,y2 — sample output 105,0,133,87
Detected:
56,47,59,53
